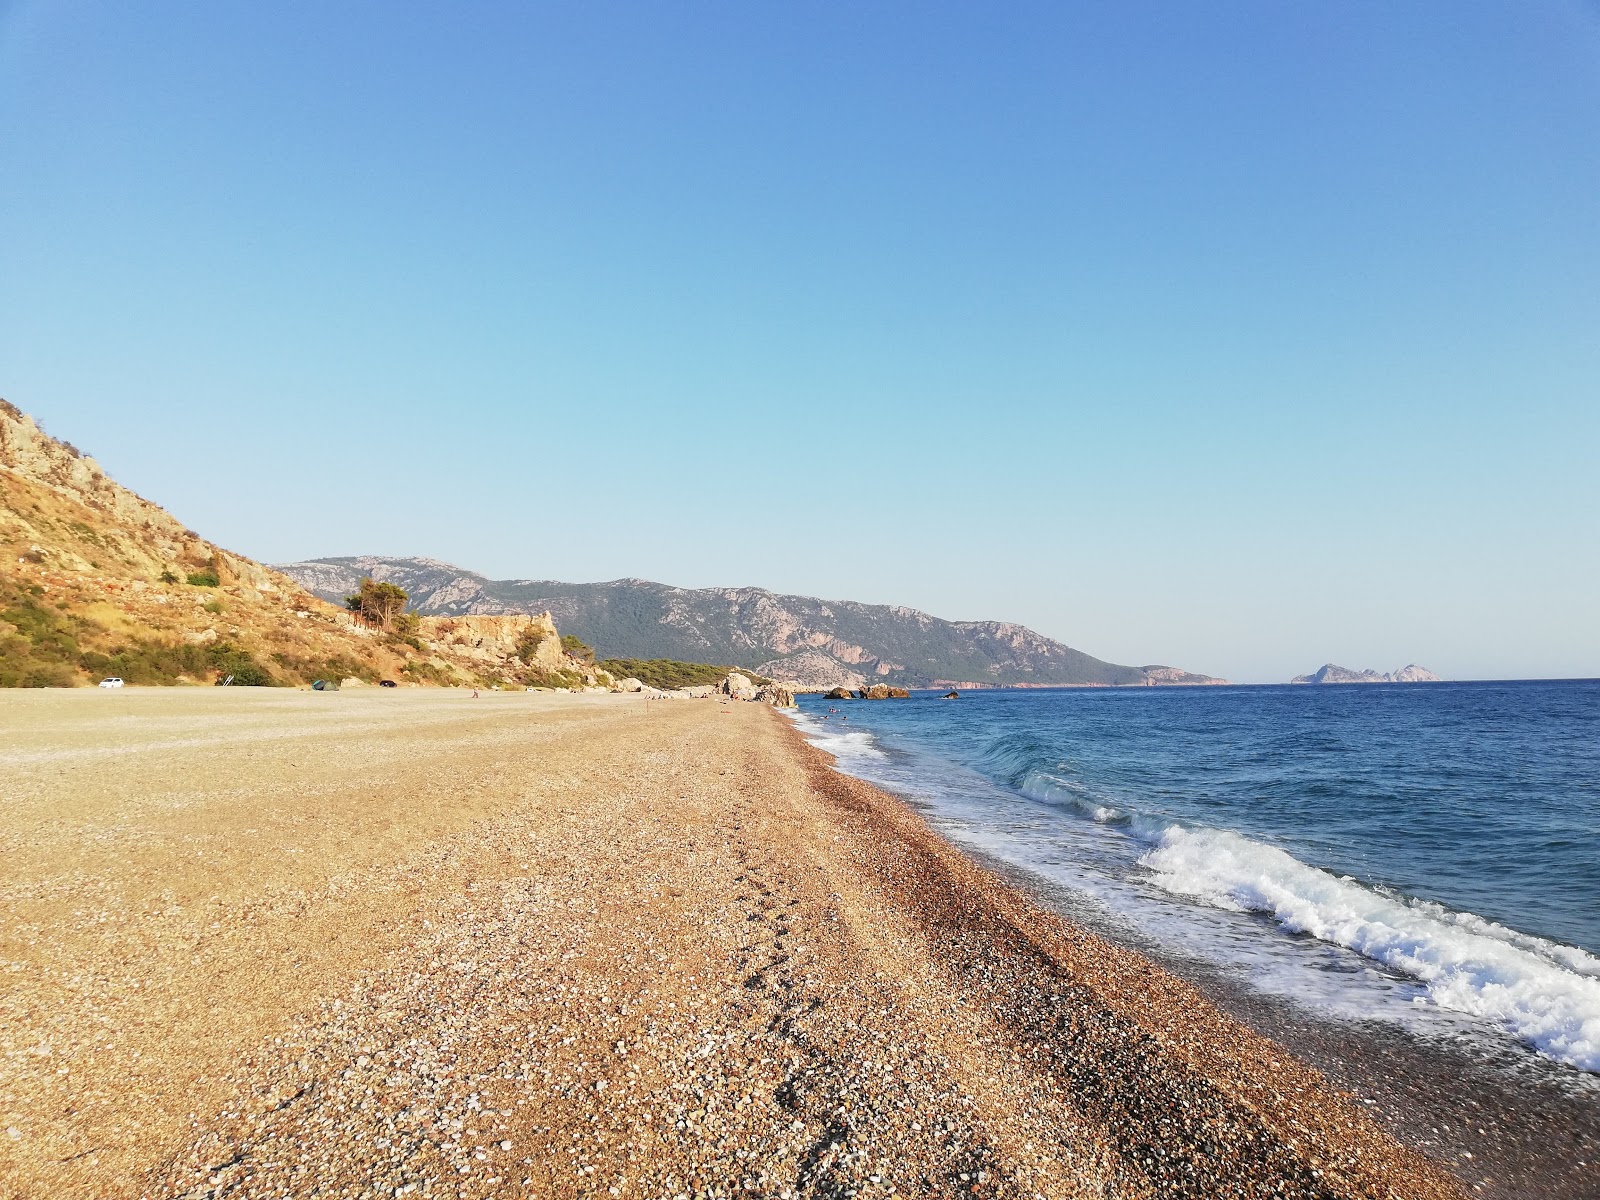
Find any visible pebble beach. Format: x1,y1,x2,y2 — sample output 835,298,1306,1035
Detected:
0,688,1466,1199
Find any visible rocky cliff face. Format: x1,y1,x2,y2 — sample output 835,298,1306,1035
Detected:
0,402,585,688
277,555,1221,690
1290,663,1442,685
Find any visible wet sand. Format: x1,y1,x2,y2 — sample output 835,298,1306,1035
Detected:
1,688,1464,1198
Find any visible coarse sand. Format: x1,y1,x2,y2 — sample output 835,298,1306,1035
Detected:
0,688,1466,1198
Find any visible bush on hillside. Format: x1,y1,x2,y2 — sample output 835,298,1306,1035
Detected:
271,651,375,686
0,582,87,686
561,634,595,664
186,571,219,587
208,643,274,686
400,659,456,685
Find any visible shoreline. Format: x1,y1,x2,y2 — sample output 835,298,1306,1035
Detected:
952,844,1600,1200
2,689,1465,1197
784,701,1600,1198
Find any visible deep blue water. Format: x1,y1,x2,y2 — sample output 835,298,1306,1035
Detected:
791,680,1600,1072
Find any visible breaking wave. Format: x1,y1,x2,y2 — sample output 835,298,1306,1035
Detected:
1139,825,1600,1071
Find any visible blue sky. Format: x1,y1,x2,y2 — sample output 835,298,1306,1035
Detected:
2,2,1597,682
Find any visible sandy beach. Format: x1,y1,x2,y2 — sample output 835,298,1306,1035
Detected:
1,688,1465,1199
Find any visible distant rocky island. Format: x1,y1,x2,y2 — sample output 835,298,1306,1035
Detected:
276,556,1231,692
1290,663,1442,685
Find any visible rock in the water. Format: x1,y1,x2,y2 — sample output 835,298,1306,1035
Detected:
861,684,910,700
1290,663,1442,685
942,690,959,699
824,686,856,700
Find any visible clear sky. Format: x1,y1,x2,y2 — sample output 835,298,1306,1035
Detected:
3,2,1597,683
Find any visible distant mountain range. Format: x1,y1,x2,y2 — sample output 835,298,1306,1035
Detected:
1290,663,1441,685
275,555,1229,690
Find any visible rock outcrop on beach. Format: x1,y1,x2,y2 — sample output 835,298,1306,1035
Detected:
1290,663,1442,685
0,400,595,689
278,555,1224,690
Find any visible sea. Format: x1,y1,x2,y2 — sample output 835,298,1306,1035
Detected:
789,679,1600,1080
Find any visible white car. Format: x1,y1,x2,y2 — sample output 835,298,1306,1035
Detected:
98,677,125,689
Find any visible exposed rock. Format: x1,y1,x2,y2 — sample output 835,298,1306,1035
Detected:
754,684,796,708
616,677,645,693
861,684,910,700
1290,663,1442,685
0,400,603,689
419,613,563,671
942,691,959,699
754,650,870,693
340,677,365,688
720,672,754,696
1139,665,1232,686
824,686,855,700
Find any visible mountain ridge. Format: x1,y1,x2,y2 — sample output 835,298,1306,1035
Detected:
275,555,1228,690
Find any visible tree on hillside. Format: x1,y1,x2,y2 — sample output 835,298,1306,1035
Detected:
561,634,595,663
345,578,410,632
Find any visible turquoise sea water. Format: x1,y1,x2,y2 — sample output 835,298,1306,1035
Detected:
790,680,1600,1074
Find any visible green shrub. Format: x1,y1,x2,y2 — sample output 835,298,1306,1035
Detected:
186,571,219,587
271,651,374,685
521,667,585,689
400,660,456,685
0,582,85,685
21,663,76,687
561,635,595,664
158,569,179,584
206,643,276,686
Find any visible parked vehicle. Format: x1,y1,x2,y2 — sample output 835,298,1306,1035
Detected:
98,677,124,689
378,679,398,688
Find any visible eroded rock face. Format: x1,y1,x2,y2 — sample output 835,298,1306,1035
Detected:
824,687,855,700
861,684,910,700
418,613,563,670
754,684,796,708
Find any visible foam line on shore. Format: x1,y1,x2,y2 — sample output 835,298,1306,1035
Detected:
1138,825,1600,1073
794,708,1600,1075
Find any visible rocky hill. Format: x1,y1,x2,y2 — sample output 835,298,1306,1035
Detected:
0,401,590,689
277,555,1229,690
1290,663,1442,685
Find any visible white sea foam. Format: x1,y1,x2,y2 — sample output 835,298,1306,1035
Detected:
1140,825,1600,1072
787,711,887,764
